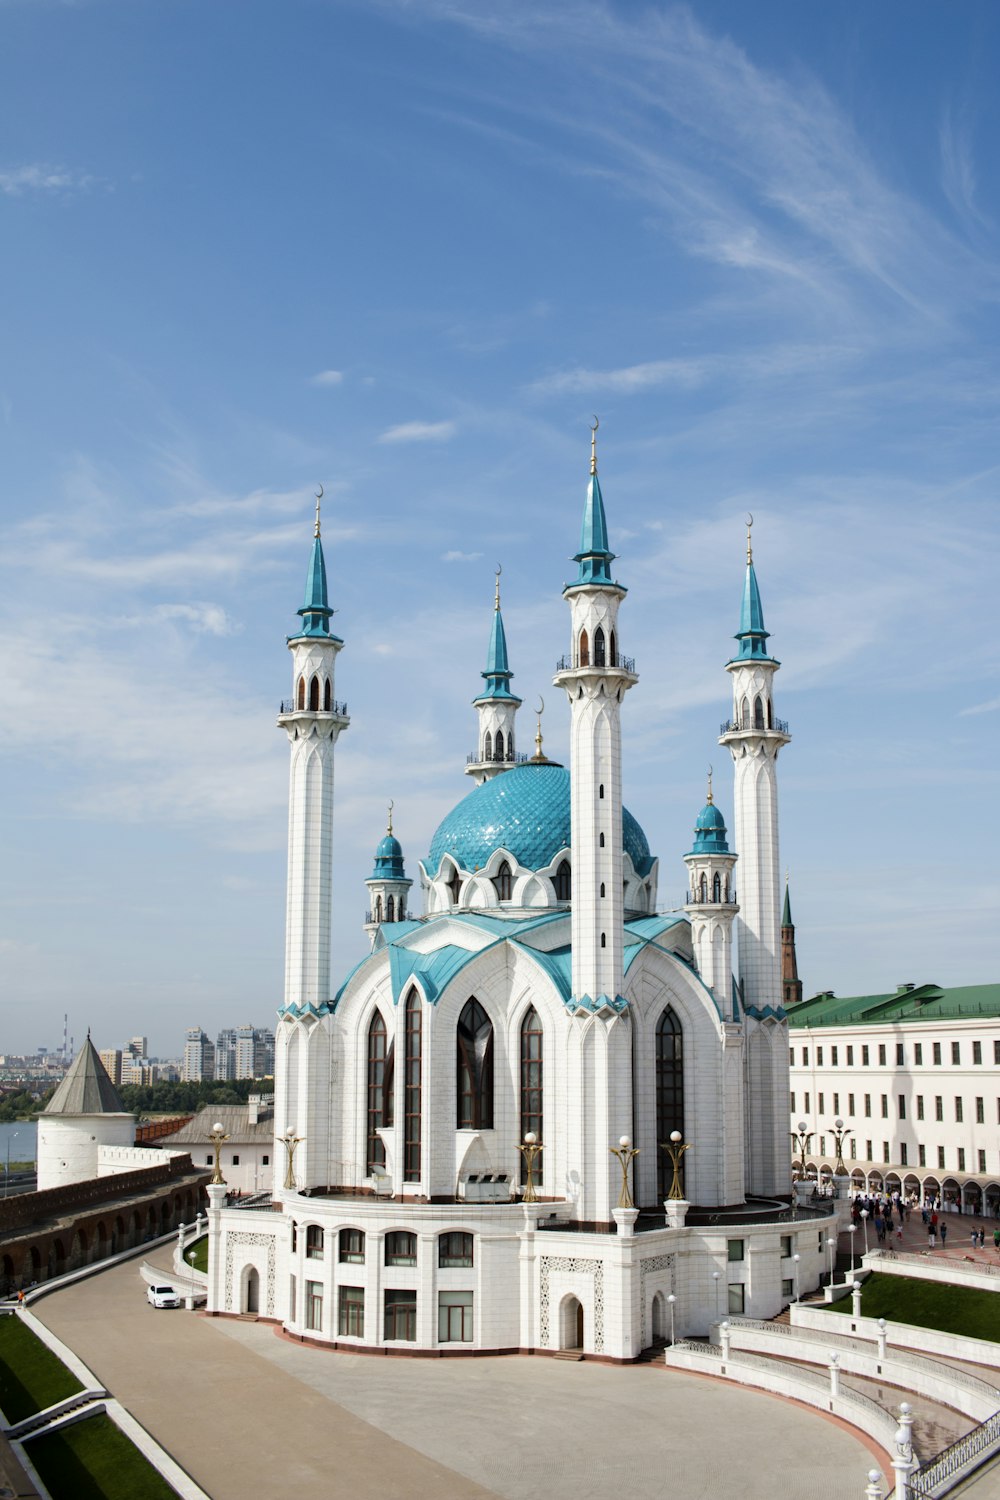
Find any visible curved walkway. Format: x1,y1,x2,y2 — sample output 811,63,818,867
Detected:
29,1251,882,1500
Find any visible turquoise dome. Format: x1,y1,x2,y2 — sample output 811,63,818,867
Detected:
371,833,406,880
426,763,654,876
689,800,729,855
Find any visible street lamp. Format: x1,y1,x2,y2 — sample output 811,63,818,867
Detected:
830,1117,849,1178
712,1269,722,1319
662,1130,690,1200
667,1291,677,1346
518,1132,542,1204
826,1235,836,1285
208,1122,229,1186
609,1135,640,1209
860,1207,870,1255
279,1130,304,1191
790,1119,813,1177
848,1222,858,1277
792,1252,801,1303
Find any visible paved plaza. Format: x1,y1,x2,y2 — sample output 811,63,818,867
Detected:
32,1252,884,1500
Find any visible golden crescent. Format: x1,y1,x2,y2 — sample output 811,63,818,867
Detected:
496,562,502,578
591,415,599,433
746,512,753,529
707,763,712,778
535,696,544,717
316,484,324,501
388,798,394,813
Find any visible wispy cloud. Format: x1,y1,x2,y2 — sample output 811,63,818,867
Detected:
442,549,483,562
527,343,857,397
0,163,100,196
379,419,457,444
310,369,344,386
147,602,239,636
940,103,990,233
959,696,1000,717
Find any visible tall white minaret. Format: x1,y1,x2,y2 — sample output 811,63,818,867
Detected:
466,566,522,784
553,423,638,1225
277,495,349,1016
718,520,790,1196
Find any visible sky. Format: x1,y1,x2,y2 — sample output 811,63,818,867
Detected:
1,0,998,1059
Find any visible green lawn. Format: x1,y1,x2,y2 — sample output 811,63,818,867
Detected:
829,1273,1000,1340
185,1234,208,1274
28,1412,180,1500
0,1317,83,1423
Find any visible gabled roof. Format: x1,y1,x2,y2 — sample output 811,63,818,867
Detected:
44,1037,128,1116
788,982,1000,1029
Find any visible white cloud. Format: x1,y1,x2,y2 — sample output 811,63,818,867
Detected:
148,603,239,637
310,369,344,386
0,164,98,196
442,549,483,562
378,420,457,444
959,696,1000,717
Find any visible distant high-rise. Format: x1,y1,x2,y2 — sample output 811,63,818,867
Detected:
98,1048,123,1087
235,1024,275,1080
215,1028,237,1081
183,1027,215,1082
126,1035,148,1060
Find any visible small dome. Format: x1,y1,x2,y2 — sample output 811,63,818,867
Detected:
371,832,406,881
690,800,730,855
427,762,654,876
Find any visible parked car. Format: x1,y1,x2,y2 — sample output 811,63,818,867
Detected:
147,1284,181,1309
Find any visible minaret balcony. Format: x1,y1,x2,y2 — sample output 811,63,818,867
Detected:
555,652,636,674
685,889,738,908
365,910,415,925
466,750,530,766
719,716,788,736
280,698,348,717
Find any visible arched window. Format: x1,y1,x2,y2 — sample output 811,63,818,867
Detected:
520,1007,543,1185
740,696,750,729
766,698,773,729
712,872,721,902
600,932,606,948
754,695,765,729
656,1008,684,1201
305,1224,324,1259
404,989,421,1183
699,873,707,902
599,832,605,848
386,895,395,922
324,678,332,711
610,630,617,666
594,626,606,666
339,1228,365,1263
309,675,320,711
457,999,493,1129
599,784,605,799
493,860,512,901
495,730,505,761
579,629,590,667
296,676,306,710
385,1231,417,1266
439,1231,473,1267
448,868,462,907
367,1013,389,1171
600,882,606,897
555,860,571,901
484,731,492,762
375,896,383,923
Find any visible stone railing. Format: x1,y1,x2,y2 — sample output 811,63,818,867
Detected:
0,1154,200,1233
908,1410,1000,1497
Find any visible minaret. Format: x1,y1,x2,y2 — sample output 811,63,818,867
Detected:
364,803,413,945
554,421,638,1010
276,494,349,1016
466,566,522,784
683,770,739,1017
718,519,790,1196
781,876,803,1007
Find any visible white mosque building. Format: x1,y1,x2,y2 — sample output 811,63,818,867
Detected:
206,435,836,1357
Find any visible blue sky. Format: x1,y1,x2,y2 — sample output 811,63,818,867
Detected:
1,0,998,1058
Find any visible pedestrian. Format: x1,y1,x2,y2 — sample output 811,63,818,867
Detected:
993,1228,1000,1253
897,1223,903,1243
941,1222,948,1246
979,1228,986,1249
929,1229,936,1250
971,1229,979,1248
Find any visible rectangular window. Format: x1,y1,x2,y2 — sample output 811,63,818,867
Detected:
790,1091,795,1114
338,1286,365,1338
305,1225,324,1260
866,1140,873,1161
976,1097,985,1124
933,1042,942,1065
231,1154,240,1166
995,1041,1000,1066
262,1154,269,1166
973,1041,982,1065
850,1138,857,1158
952,1041,961,1065
979,1150,987,1174
728,1284,745,1315
438,1290,474,1343
384,1289,417,1342
802,1048,809,1066
305,1281,323,1333
896,1043,904,1066
880,1094,888,1118
955,1097,964,1123
916,1096,924,1120
804,1092,810,1112
915,1043,923,1065
438,1232,474,1268
781,1278,794,1299
818,1092,825,1114
958,1147,966,1172
883,1142,890,1163
900,1143,908,1166
878,1044,886,1066
847,1045,854,1066
848,1092,855,1116
935,1096,943,1122
862,1045,870,1066
789,1048,795,1067
289,1276,296,1323
864,1094,872,1118
918,1144,926,1167
833,1092,840,1114
898,1095,906,1120
938,1146,946,1169
780,1235,793,1258
817,1047,823,1067
727,1239,745,1263
385,1232,417,1267
831,1046,839,1066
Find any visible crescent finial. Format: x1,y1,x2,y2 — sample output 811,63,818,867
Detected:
314,484,324,539
745,512,753,565
590,415,599,476
706,764,714,803
495,563,502,610
387,799,394,835
534,696,546,761
535,695,544,718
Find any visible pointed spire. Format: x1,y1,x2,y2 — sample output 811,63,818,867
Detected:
571,418,617,588
293,499,342,641
530,696,552,763
706,764,714,805
782,872,793,928
314,484,323,539
475,566,521,703
733,513,771,661
387,799,394,836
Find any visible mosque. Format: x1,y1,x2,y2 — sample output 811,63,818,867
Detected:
206,432,835,1357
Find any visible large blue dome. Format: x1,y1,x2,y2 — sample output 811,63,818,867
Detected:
426,763,654,876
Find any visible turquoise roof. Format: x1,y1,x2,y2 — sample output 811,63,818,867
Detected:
732,561,772,662
689,799,730,855
370,832,407,881
476,604,521,704
425,762,654,877
782,882,793,927
291,535,343,642
568,472,622,591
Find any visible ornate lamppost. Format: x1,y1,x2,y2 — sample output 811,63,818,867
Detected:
208,1121,230,1187
829,1116,850,1177
662,1130,690,1201
789,1119,813,1178
280,1130,304,1191
518,1132,542,1204
609,1135,640,1209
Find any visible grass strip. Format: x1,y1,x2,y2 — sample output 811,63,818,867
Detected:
828,1273,1000,1340
185,1235,208,1274
28,1411,179,1500
0,1317,83,1423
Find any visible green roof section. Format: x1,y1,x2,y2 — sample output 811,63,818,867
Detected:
44,1036,129,1115
782,881,792,927
788,982,1000,1028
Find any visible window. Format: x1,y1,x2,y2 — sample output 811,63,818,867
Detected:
291,1224,297,1253
367,1011,391,1172
935,1096,943,1122
385,1231,417,1267
833,1092,840,1114
727,1239,745,1263
976,1097,985,1124
878,1044,886,1066
900,1144,908,1166
289,1276,296,1322
404,989,422,1183
831,1046,838,1066
384,1289,417,1341
305,1225,323,1260
780,1235,793,1258
916,1095,924,1121
439,1290,474,1342
862,1045,870,1066
338,1286,364,1338
818,1093,825,1114
818,1135,826,1155
790,1091,796,1114
896,1044,904,1066
802,1048,809,1066
789,1049,795,1067
938,1146,945,1169
262,1155,269,1166
933,1042,942,1065
781,1279,794,1299
850,1138,857,1158
579,629,589,666
495,730,504,761
493,860,513,902
520,1007,543,1184
438,1232,473,1268
979,1150,987,1174
864,1094,872,1118
973,1041,982,1065
952,1041,961,1065
483,730,492,761
865,1140,873,1161
339,1228,365,1264
915,1043,923,1065
918,1145,926,1167
594,626,606,667
305,1281,323,1332
883,1142,890,1163
231,1154,240,1166
995,1041,1000,1065
848,1092,855,1115
804,1092,810,1113
958,1147,966,1172
728,1284,745,1315
456,998,495,1131
555,861,571,901
847,1046,854,1066
955,1097,963,1123
817,1047,824,1067
656,1008,684,1201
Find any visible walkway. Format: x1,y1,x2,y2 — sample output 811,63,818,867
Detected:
31,1253,879,1500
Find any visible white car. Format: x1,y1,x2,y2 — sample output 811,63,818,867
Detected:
147,1284,181,1309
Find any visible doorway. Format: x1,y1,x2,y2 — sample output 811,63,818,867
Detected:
244,1266,259,1315
559,1294,584,1351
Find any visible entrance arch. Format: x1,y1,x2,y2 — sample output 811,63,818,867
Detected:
651,1292,665,1345
559,1294,584,1352
243,1266,260,1316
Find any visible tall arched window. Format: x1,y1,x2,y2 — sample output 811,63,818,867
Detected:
367,1013,389,1172
484,731,492,761
297,676,306,710
610,630,617,666
579,629,590,666
493,860,512,901
457,999,493,1129
656,1008,684,1201
766,698,773,729
555,860,571,901
495,730,505,760
404,989,421,1182
712,872,721,902
594,626,606,666
448,868,462,907
699,873,707,902
375,896,383,923
309,675,320,711
753,695,765,729
740,696,750,728
386,895,395,922
520,1006,543,1183
324,678,332,711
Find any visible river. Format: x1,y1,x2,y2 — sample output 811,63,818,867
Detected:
0,1120,37,1165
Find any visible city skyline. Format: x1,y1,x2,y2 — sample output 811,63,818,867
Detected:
1,0,998,1054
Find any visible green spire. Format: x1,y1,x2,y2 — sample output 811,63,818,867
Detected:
733,517,772,661
570,419,618,589
782,877,793,928
476,566,520,703
292,495,342,641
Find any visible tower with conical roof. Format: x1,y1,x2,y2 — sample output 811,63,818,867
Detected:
719,521,790,1196
37,1035,135,1190
781,877,803,1007
683,772,739,1015
466,568,522,784
364,804,412,944
553,422,638,1224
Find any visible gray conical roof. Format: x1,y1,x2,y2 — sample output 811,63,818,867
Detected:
44,1036,128,1116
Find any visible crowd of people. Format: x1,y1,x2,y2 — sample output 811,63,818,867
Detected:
849,1190,1000,1255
